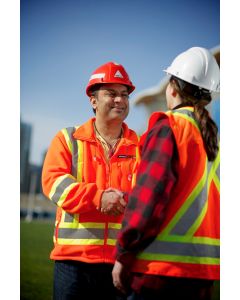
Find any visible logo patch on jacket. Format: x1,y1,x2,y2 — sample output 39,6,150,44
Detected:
117,155,135,159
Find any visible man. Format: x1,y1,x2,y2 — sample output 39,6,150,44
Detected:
42,62,139,300
112,47,220,300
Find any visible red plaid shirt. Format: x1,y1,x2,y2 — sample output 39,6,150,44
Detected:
115,113,178,292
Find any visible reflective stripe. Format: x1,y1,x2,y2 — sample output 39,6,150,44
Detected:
57,238,104,245
71,133,78,178
64,212,78,223
108,223,121,239
50,175,76,203
215,163,220,179
57,222,106,245
138,253,219,265
56,223,122,246
186,153,220,235
62,126,81,179
107,239,117,246
58,228,105,239
57,221,106,245
168,108,200,132
209,150,220,193
58,182,79,207
139,240,219,258
132,136,140,188
61,126,82,223
160,158,207,237
160,235,220,246
59,222,105,229
61,128,73,153
170,159,208,235
76,140,83,182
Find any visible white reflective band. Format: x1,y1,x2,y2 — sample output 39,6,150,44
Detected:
90,73,105,80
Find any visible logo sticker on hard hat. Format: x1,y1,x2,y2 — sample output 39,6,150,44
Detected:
114,70,124,78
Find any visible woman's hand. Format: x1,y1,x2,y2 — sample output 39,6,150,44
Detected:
112,260,128,294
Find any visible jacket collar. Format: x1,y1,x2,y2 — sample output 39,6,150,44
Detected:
73,118,138,146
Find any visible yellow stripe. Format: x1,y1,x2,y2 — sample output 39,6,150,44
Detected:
132,137,140,188
176,107,194,112
157,234,220,246
107,239,117,246
61,128,73,153
57,238,104,245
108,223,122,229
209,150,220,193
137,252,220,265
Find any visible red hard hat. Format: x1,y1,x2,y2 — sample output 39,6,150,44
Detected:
86,62,135,96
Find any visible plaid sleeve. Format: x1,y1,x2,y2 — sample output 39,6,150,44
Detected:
115,115,178,267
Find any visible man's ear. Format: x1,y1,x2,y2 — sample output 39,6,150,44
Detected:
90,96,97,110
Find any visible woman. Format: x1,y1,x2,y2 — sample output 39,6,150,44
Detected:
112,47,220,300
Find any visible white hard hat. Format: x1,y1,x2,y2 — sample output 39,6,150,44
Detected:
164,47,220,93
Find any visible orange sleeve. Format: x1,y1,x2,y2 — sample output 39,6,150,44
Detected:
42,131,104,214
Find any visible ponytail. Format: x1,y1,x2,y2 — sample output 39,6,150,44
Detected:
170,77,219,161
193,102,219,161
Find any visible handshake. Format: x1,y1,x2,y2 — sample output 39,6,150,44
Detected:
100,188,127,216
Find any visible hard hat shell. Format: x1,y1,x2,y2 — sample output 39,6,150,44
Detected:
86,62,135,96
164,47,220,93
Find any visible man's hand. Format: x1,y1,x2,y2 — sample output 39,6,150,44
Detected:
100,188,127,216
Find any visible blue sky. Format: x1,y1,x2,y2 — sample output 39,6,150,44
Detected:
21,0,220,165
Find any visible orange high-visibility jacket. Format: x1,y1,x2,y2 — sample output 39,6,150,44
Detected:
131,107,220,280
42,118,139,263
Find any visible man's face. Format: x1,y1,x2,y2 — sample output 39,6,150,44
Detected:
90,83,130,122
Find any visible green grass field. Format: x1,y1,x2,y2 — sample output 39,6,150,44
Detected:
20,220,55,300
20,220,220,300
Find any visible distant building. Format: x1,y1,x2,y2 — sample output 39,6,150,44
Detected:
20,120,32,193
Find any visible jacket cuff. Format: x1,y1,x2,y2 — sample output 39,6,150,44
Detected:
92,189,104,210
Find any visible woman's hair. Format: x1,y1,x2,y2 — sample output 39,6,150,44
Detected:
170,76,219,161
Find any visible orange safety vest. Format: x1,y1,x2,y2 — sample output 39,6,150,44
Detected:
42,118,139,263
131,107,220,280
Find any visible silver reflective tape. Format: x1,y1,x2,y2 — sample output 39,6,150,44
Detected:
143,240,220,258
58,227,105,239
65,127,78,178
173,109,194,118
71,138,78,178
51,177,76,204
64,212,75,223
170,183,207,235
108,228,120,239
